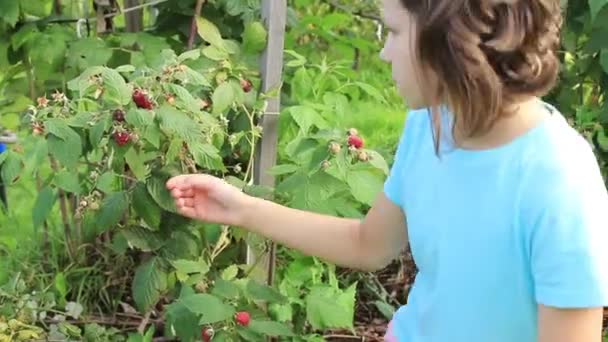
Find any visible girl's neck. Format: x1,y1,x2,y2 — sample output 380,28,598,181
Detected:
453,97,549,151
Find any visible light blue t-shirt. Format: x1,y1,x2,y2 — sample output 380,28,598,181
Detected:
384,102,608,342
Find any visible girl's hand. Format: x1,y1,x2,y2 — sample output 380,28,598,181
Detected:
166,174,253,226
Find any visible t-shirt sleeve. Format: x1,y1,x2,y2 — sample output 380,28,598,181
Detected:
384,109,424,208
528,148,608,308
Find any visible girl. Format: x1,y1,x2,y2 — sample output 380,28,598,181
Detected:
167,0,608,340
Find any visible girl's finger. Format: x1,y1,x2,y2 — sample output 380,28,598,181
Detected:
178,197,195,208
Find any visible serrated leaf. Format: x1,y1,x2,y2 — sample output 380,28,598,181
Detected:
0,151,22,184
133,183,161,228
54,170,82,194
32,187,56,229
165,84,200,113
190,142,225,171
248,320,295,337
125,147,149,181
147,174,176,212
116,65,136,73
196,16,226,49
306,283,356,330
175,66,211,86
132,257,167,313
157,104,204,142
288,106,327,133
212,278,240,299
121,226,164,252
178,293,235,324
170,259,209,275
242,21,268,54
96,192,129,232
222,265,239,280
246,279,288,304
165,287,201,342
347,166,384,206
211,82,235,114
96,172,118,193
46,121,82,169
126,109,154,129
102,68,132,105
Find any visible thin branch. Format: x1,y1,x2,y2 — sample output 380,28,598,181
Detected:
187,0,207,50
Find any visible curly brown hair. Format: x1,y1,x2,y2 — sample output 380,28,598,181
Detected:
400,0,563,151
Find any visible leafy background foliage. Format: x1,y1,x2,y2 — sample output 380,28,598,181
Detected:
0,0,607,341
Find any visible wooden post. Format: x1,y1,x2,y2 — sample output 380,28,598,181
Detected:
246,0,287,286
124,0,143,32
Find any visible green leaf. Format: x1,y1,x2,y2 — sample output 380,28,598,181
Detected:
246,279,288,304
347,166,384,206
221,265,239,280
89,118,110,148
306,283,357,330
132,183,162,229
178,49,201,62
121,226,165,252
96,172,118,193
125,147,149,181
126,109,154,130
102,68,132,105
354,82,386,103
0,151,22,184
601,49,608,75
266,164,299,176
589,0,608,22
157,105,204,143
242,21,268,54
164,84,201,113
202,45,229,61
190,142,225,171
170,259,209,275
54,170,82,194
196,16,226,49
0,0,20,27
248,320,295,337
178,293,235,324
32,187,56,229
212,82,235,114
96,192,129,232
366,150,390,175
54,273,68,300
288,106,327,133
165,287,201,342
212,278,240,299
132,257,167,313
46,122,82,169
147,174,176,212
66,38,113,72
175,66,211,87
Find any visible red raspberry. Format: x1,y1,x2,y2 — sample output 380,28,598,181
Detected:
201,327,214,342
132,89,153,109
234,311,250,326
347,135,364,149
113,131,131,146
113,109,125,122
240,79,253,93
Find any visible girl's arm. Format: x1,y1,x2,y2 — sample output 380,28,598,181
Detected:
538,305,604,342
240,192,408,271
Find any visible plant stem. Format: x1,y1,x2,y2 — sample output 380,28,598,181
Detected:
50,157,75,260
187,0,207,50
